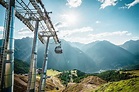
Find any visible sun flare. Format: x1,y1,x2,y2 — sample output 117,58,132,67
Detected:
62,12,78,25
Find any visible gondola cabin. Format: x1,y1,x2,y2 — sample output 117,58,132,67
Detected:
55,46,62,54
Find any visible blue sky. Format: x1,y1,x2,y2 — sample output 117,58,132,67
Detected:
0,0,139,45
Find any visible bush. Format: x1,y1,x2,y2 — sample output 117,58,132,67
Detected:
94,70,134,82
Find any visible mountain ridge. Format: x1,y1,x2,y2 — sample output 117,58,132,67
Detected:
0,38,138,73
82,40,137,70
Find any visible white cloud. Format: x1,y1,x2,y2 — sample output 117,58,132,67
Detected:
125,0,139,9
58,26,93,38
98,0,118,9
131,36,139,40
0,26,4,32
118,6,127,9
85,31,133,45
58,27,136,45
59,11,80,27
0,26,4,39
54,22,68,32
76,27,92,33
88,31,131,38
15,28,33,39
55,22,67,28
66,0,82,8
0,27,34,39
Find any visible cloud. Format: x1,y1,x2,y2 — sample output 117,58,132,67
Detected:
118,6,127,9
66,0,82,8
86,31,133,45
88,31,131,38
0,27,34,39
58,26,93,38
59,12,79,27
57,22,68,28
0,26,4,39
0,26,4,32
58,27,135,45
98,0,118,9
55,22,64,28
15,28,33,39
125,0,139,9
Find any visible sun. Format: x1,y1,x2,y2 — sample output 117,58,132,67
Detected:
61,12,78,25
66,13,77,24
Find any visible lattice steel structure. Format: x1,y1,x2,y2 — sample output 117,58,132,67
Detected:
0,0,62,92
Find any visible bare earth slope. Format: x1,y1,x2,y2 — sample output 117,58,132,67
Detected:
14,74,65,92
62,76,106,92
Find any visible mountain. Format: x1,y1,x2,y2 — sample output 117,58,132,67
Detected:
14,59,29,74
13,38,98,73
47,40,98,73
83,40,136,70
1,38,138,72
14,37,33,62
121,40,139,56
69,41,85,50
121,40,139,64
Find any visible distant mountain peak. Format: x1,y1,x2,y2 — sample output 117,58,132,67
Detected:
121,39,139,56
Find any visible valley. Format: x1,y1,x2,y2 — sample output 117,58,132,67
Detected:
14,69,139,92
1,38,139,92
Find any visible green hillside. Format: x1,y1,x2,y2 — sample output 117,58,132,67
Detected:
58,69,88,86
14,59,29,74
95,77,139,92
93,70,135,82
95,70,139,92
47,69,61,76
127,70,139,76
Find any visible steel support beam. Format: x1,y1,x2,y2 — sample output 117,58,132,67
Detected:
0,0,35,32
29,0,60,44
1,0,15,92
27,20,39,92
38,37,49,92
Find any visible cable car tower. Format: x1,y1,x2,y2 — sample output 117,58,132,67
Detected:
0,0,62,92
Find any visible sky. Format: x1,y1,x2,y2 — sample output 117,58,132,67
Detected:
0,0,139,45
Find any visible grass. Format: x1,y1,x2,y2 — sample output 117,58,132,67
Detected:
47,69,61,76
126,70,139,76
36,69,61,79
95,70,139,92
95,77,139,92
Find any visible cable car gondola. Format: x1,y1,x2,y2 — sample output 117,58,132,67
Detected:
55,45,62,54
